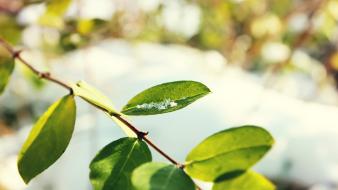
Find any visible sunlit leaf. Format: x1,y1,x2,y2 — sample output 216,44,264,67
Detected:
71,81,135,137
90,137,151,190
0,51,14,94
121,81,211,115
132,162,195,190
212,171,275,190
39,0,72,29
18,95,76,183
185,125,274,181
72,81,119,114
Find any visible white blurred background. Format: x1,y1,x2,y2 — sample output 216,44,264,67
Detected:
1,0,338,190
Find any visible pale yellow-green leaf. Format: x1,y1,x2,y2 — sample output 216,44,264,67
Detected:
72,81,135,137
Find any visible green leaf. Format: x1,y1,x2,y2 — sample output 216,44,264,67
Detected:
39,0,72,29
121,81,211,115
0,52,14,94
185,125,274,181
18,95,76,183
72,81,135,137
90,137,151,190
131,162,195,190
212,171,275,190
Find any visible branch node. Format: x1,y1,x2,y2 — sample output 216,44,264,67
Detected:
137,131,149,140
177,163,185,169
12,50,22,58
38,72,51,78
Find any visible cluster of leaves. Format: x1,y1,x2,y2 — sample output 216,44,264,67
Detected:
0,54,275,190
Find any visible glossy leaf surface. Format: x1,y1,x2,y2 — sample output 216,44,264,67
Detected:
18,95,76,183
122,81,210,115
185,126,274,181
90,137,151,190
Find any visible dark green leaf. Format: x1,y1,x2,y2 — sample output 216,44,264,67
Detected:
212,171,275,190
185,125,274,181
132,162,195,190
18,95,76,183
0,52,14,94
121,81,211,115
90,137,152,190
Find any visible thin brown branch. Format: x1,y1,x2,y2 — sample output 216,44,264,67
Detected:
0,38,204,188
0,39,73,92
113,114,181,166
113,115,203,190
15,52,73,91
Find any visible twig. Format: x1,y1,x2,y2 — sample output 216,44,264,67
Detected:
0,38,204,189
114,114,181,166
0,39,73,92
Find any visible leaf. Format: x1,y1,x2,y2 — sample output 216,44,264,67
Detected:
90,137,151,190
131,162,195,190
18,95,76,183
121,81,211,115
0,52,14,94
71,81,135,137
185,125,274,181
39,0,72,29
212,171,275,190
72,81,119,114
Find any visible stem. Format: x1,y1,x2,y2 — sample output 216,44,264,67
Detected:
0,39,73,92
15,53,73,91
0,39,204,190
114,114,182,167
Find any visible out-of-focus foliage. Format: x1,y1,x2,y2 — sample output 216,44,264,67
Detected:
38,0,72,29
0,14,21,44
0,47,15,94
0,0,338,87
